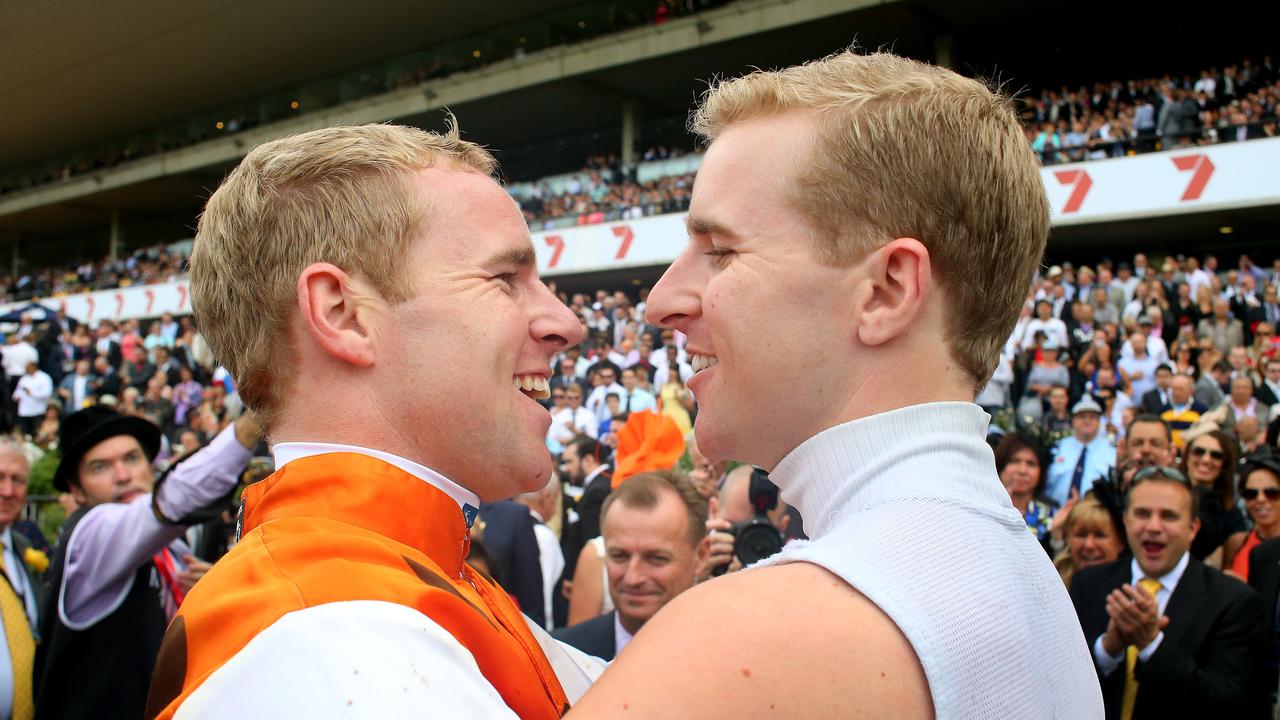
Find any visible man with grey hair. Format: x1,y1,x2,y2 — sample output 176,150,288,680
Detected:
571,50,1101,718
0,440,40,720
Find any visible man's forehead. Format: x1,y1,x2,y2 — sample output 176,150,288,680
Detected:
83,434,144,461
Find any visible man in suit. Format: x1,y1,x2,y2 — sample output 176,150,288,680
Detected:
1140,364,1175,415
553,470,707,661
89,323,122,368
1246,454,1280,705
1256,358,1280,409
0,440,41,720
559,435,612,580
476,499,546,629
57,359,94,417
1071,466,1265,718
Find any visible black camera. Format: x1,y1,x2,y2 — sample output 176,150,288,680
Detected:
712,468,785,576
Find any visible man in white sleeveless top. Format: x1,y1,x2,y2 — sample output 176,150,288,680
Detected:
569,51,1104,718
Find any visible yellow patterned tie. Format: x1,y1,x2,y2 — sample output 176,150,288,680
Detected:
0,547,33,720
1120,577,1163,720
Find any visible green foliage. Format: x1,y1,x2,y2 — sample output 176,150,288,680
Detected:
28,448,60,497
38,502,66,545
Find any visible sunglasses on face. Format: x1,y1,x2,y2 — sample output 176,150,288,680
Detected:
1242,487,1280,501
1189,446,1225,461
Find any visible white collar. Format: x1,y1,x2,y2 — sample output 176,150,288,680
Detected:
1130,551,1190,592
272,442,482,521
771,402,1008,538
583,463,610,486
614,611,634,654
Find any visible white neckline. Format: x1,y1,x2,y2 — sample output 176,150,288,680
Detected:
271,442,481,518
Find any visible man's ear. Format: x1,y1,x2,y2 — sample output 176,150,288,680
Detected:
854,238,932,347
296,263,382,368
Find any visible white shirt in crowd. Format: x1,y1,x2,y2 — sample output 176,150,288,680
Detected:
652,362,693,387
586,382,625,424
527,510,565,633
1117,353,1160,400
1120,335,1169,365
550,406,598,443
0,343,36,379
1019,318,1069,350
13,370,52,418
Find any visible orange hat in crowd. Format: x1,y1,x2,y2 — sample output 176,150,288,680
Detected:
611,410,686,488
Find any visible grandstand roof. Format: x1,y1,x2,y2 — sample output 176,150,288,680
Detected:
1,0,586,167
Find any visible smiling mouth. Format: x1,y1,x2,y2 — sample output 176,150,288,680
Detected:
514,374,551,400
690,353,719,373
1140,540,1165,555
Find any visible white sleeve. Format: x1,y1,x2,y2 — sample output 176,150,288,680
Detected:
175,601,520,719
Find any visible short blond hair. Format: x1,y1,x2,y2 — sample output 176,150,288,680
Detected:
691,50,1048,388
191,123,496,429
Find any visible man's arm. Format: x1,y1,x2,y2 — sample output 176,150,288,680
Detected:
60,417,257,627
566,562,933,719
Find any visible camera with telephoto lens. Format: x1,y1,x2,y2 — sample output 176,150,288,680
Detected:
712,468,785,576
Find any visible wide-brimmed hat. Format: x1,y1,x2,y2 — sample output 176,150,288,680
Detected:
53,406,161,492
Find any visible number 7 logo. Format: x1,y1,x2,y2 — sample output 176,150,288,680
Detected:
1171,154,1215,201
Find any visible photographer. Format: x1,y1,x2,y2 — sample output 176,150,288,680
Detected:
698,465,791,580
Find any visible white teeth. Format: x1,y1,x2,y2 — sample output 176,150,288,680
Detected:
691,353,719,373
514,374,552,400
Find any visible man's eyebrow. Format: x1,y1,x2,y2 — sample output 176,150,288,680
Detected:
482,247,536,269
685,215,738,240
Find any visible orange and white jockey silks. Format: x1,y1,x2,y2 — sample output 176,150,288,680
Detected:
145,452,569,719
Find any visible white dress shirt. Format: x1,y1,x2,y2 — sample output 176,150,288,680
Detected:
613,612,634,657
1092,552,1190,674
527,510,565,632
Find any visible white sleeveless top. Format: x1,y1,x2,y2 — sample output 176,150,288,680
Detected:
757,402,1103,719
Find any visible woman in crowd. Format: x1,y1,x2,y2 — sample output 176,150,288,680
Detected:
1171,339,1198,378
35,401,60,447
1078,338,1116,390
994,433,1056,554
1054,495,1126,588
657,345,693,435
1181,429,1245,565
1171,282,1200,332
1194,284,1215,319
1250,322,1276,369
1224,459,1280,580
1022,344,1069,419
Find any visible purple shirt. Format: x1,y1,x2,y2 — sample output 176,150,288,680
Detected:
58,422,251,628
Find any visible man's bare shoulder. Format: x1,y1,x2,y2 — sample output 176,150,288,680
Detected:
567,562,934,719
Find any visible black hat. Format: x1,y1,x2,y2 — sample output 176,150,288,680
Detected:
1241,451,1280,482
53,406,162,492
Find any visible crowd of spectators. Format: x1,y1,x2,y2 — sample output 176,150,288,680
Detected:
0,310,236,476
515,148,695,229
1021,56,1279,163
0,243,187,304
1,244,1279,711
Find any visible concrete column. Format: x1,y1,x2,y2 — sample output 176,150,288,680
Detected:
934,34,954,69
621,99,639,168
109,209,122,261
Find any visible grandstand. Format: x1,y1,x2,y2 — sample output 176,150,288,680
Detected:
1,0,1277,316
